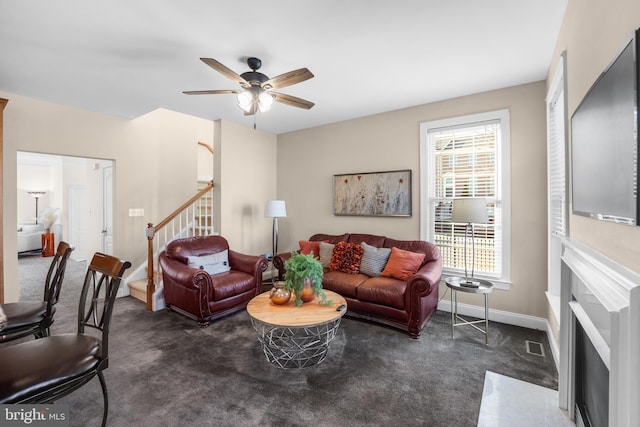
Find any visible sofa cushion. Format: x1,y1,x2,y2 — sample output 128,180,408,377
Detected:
330,241,363,274
299,240,321,258
322,271,368,299
359,242,391,277
347,233,386,248
310,233,349,244
167,235,230,264
19,224,45,233
319,242,335,268
210,270,254,300
187,250,230,275
383,238,438,263
380,247,426,281
357,276,406,310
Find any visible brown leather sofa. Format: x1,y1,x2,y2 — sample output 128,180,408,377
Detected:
159,235,268,326
273,233,442,338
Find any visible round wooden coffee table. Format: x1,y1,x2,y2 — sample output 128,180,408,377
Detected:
246,290,347,369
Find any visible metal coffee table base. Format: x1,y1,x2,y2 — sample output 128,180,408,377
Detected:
250,318,342,369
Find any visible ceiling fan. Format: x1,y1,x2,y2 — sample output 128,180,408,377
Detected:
183,57,315,116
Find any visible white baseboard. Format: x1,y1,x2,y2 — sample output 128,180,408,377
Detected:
117,281,131,298
546,320,560,371
438,299,548,331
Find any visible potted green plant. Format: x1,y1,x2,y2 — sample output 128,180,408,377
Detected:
283,251,330,306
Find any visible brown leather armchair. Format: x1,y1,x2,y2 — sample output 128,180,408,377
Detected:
159,235,268,326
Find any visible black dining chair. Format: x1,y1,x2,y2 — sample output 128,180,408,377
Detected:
0,252,131,427
0,241,74,343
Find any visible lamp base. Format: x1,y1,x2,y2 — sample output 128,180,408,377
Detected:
460,279,480,288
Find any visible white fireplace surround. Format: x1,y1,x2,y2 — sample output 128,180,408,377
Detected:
559,238,640,426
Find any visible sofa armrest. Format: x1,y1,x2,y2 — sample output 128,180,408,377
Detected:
272,252,292,281
160,254,212,292
406,257,443,297
228,250,269,277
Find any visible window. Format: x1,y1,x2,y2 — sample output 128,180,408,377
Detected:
546,54,568,320
420,110,511,286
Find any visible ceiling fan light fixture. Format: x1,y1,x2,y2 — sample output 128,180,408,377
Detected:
236,90,253,112
258,91,274,112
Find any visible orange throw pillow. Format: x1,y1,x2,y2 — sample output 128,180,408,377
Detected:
380,247,426,281
299,240,321,258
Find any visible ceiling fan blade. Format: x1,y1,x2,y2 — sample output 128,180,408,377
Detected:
182,89,240,95
200,58,250,87
272,92,315,109
262,68,314,90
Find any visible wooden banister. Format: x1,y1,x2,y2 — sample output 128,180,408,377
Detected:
197,141,214,154
152,181,214,233
145,180,214,310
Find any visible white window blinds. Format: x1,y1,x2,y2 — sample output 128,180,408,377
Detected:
547,82,567,237
426,119,503,277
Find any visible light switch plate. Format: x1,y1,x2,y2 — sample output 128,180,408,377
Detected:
128,208,144,217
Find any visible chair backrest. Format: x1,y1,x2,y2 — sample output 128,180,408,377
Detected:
43,241,74,313
77,253,131,360
165,235,230,264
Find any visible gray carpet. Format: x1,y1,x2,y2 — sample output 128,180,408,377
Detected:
18,252,87,307
17,257,559,427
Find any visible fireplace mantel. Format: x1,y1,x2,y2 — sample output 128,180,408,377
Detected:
559,238,640,426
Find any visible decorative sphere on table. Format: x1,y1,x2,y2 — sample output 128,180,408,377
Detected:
269,282,291,305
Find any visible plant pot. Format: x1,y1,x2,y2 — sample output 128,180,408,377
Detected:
299,278,316,303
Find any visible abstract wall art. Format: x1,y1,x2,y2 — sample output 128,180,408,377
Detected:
333,170,412,217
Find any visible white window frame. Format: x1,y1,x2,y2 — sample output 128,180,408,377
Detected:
419,109,511,289
546,53,568,322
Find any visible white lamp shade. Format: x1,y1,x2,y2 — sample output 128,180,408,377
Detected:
265,200,287,218
452,198,488,224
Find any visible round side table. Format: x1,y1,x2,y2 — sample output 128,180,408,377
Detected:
445,276,494,344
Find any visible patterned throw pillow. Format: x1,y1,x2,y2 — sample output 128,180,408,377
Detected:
329,241,364,274
319,242,335,268
380,247,426,281
359,242,392,277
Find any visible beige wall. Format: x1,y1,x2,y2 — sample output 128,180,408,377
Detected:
214,119,278,256
278,82,549,318
2,92,212,302
548,0,640,275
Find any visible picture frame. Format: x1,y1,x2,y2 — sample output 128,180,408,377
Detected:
333,170,412,217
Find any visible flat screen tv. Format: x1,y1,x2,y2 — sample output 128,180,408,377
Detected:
570,29,639,226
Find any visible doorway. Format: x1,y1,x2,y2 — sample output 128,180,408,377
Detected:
17,152,114,261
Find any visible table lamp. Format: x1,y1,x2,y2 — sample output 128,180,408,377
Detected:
452,198,488,288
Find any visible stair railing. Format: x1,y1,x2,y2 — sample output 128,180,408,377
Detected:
144,180,215,310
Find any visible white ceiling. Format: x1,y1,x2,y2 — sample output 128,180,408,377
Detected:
0,0,567,135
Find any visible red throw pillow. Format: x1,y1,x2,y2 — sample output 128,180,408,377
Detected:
299,240,321,258
329,241,363,274
380,247,426,281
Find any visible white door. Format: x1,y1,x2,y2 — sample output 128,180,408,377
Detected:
102,165,113,254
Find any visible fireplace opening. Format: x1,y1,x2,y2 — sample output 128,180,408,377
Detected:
575,320,609,427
